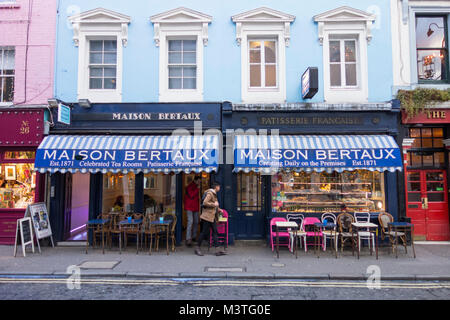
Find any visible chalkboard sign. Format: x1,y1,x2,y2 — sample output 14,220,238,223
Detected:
14,218,35,257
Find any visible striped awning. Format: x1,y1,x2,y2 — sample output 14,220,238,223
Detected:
35,135,219,174
234,135,403,173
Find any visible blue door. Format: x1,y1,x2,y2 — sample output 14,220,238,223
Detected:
234,172,266,239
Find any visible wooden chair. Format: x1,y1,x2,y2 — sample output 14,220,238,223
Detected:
109,213,126,249
142,213,157,253
93,213,111,248
378,212,408,254
336,213,356,252
123,213,143,249
159,213,177,252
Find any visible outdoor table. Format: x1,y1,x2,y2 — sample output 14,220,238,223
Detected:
351,222,379,260
388,222,416,259
149,220,170,255
86,219,110,254
313,223,338,259
275,221,298,259
119,219,142,254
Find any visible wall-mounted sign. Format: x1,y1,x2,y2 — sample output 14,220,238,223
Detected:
402,109,450,124
57,104,71,125
301,67,318,99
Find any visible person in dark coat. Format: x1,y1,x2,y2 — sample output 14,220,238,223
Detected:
184,176,200,246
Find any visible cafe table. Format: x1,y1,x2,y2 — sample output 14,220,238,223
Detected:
86,219,110,254
275,221,299,259
149,220,171,255
388,222,416,259
313,222,338,259
119,219,142,254
351,222,379,260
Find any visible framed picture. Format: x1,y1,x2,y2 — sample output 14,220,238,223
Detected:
5,166,16,180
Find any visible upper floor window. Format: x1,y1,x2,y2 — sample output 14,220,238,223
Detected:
168,39,197,90
329,38,358,88
416,16,449,82
89,40,117,90
249,40,277,88
0,47,14,104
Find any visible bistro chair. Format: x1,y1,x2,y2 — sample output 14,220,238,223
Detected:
321,213,338,251
270,217,290,252
336,213,355,252
123,214,143,249
109,213,126,249
302,217,324,252
157,213,177,252
92,213,111,248
209,209,229,250
142,213,157,253
354,212,376,254
286,213,306,252
378,212,408,255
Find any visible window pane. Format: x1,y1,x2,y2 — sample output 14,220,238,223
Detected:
183,66,196,77
345,64,357,86
183,40,196,51
410,152,422,166
169,78,182,89
265,65,276,87
408,193,421,202
103,40,117,52
103,53,117,64
433,138,444,148
169,40,182,51
422,128,432,137
423,153,433,166
183,78,196,89
250,50,261,63
168,52,182,64
428,193,444,202
4,152,35,160
90,67,103,77
410,128,421,138
237,172,261,211
102,173,135,213
408,172,421,181
411,138,421,148
250,65,261,87
416,17,446,48
329,41,341,62
104,67,116,77
330,64,341,86
345,41,356,62
143,173,176,215
422,138,433,148
104,78,116,89
168,66,182,77
417,49,448,81
434,152,445,167
249,41,261,50
90,40,103,51
89,78,102,89
433,128,444,137
183,52,196,64
265,41,276,63
2,76,14,102
89,53,103,64
0,163,36,209
3,49,15,70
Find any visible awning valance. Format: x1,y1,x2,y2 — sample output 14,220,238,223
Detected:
234,135,403,173
35,135,219,174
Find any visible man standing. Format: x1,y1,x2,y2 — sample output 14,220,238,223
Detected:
184,176,200,247
195,182,227,256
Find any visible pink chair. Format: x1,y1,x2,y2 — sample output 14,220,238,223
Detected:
270,217,291,252
303,217,325,252
210,209,229,248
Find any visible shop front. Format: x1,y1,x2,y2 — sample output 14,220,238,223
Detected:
35,103,222,244
402,108,450,241
221,104,403,241
0,108,45,244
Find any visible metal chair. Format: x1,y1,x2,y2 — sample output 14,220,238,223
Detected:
321,213,338,251
336,213,355,252
354,212,375,254
159,212,177,252
286,213,306,252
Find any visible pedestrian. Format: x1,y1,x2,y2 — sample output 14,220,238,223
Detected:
195,182,227,256
184,176,200,247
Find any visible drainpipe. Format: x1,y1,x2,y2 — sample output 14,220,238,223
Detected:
402,0,409,25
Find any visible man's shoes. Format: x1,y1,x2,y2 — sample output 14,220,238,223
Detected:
215,248,227,256
186,240,192,247
195,247,204,256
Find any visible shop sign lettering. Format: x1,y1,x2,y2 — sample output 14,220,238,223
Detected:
426,111,446,119
258,116,363,126
112,112,201,121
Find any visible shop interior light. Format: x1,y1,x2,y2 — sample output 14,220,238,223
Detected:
78,99,92,109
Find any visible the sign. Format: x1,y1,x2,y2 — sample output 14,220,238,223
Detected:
402,109,450,124
301,67,318,99
24,203,54,253
0,109,44,146
13,218,34,257
57,103,71,125
111,112,201,121
258,116,363,126
235,148,403,170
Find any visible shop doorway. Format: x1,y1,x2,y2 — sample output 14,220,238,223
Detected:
182,173,210,242
235,172,265,239
406,170,450,241
66,173,90,241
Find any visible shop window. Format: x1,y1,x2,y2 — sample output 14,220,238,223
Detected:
4,151,35,160
407,127,446,168
102,172,135,213
0,163,36,209
237,172,262,211
0,47,15,104
415,16,449,82
271,170,385,213
143,173,176,215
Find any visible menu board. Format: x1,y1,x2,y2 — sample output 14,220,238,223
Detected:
25,203,52,240
13,218,35,257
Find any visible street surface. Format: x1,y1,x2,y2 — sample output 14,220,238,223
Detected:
0,277,449,300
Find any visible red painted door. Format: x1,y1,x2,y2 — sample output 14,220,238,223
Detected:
406,170,450,241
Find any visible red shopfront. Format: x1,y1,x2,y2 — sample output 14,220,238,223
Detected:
0,108,45,244
402,109,450,241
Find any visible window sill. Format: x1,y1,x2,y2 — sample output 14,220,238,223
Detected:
0,3,20,9
0,102,14,107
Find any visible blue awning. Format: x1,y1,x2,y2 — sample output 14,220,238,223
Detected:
234,135,403,173
35,135,219,174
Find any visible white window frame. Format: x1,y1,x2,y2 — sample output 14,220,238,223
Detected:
87,38,118,91
328,37,359,89
69,8,130,103
167,39,198,90
314,6,375,103
151,8,212,103
248,38,278,89
0,46,15,106
232,8,295,104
